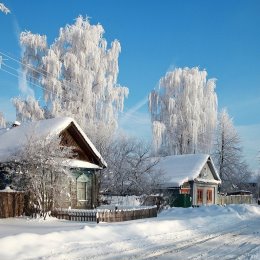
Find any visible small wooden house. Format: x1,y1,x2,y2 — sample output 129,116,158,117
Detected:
157,154,221,206
0,117,107,209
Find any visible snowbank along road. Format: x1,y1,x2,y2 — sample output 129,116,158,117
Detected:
0,204,260,260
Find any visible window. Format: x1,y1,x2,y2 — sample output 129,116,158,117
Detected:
207,190,212,203
197,189,203,204
77,174,89,201
77,182,86,201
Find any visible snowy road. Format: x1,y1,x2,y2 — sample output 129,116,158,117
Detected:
0,205,260,260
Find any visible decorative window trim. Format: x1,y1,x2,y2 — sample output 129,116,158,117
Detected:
207,189,213,203
77,174,89,202
197,189,203,204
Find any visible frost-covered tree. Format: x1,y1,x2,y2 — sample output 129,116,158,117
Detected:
14,16,128,147
0,112,6,128
9,133,75,219
213,109,251,192
13,96,45,122
102,136,161,196
0,3,10,14
149,67,218,155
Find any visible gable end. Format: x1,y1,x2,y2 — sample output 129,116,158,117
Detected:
60,123,102,167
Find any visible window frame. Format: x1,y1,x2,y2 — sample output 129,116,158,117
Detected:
77,181,87,201
76,174,89,202
197,189,203,204
206,189,213,203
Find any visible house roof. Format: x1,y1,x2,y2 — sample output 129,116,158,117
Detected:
0,117,107,168
157,154,221,187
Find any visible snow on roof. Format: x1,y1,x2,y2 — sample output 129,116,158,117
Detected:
13,121,21,126
157,154,220,187
0,117,106,168
63,159,103,169
0,186,20,193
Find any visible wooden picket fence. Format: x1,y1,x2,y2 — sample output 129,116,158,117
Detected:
218,194,253,205
52,206,157,223
52,209,97,222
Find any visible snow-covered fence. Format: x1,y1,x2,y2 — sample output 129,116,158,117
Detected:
0,187,24,218
52,206,157,223
97,207,157,222
218,194,253,205
52,209,97,222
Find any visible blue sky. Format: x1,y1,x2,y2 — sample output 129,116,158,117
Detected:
0,0,260,170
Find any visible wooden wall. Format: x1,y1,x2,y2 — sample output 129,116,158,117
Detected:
0,191,24,218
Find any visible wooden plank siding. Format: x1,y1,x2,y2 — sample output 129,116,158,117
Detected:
61,127,89,161
0,191,24,218
60,122,104,167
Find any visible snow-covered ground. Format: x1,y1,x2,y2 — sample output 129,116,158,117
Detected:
0,204,260,260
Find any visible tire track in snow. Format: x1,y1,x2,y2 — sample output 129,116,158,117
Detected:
133,224,252,259
25,218,260,260
26,221,212,260
78,222,250,260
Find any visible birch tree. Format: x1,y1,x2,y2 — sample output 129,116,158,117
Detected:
213,109,251,192
13,16,128,146
149,67,218,155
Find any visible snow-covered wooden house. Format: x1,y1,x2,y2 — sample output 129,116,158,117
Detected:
157,154,221,206
0,117,107,209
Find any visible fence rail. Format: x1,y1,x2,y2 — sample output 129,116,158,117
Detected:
52,206,157,223
218,194,253,205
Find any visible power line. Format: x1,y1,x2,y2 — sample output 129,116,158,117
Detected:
0,50,82,103
0,49,110,110
0,49,102,93
0,55,105,109
0,50,50,79
0,63,54,96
